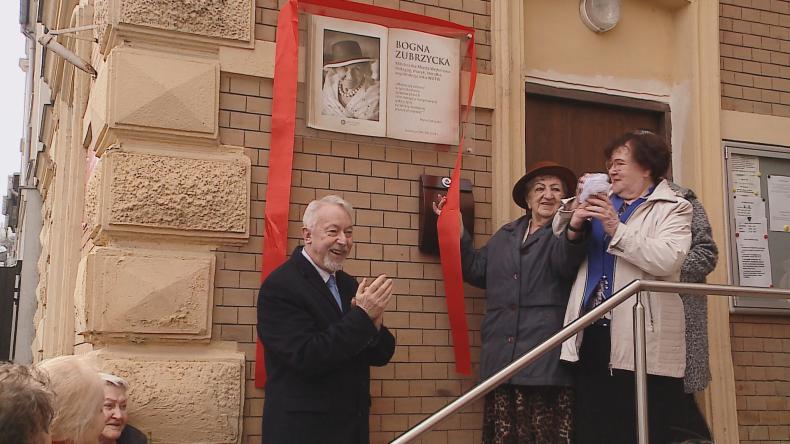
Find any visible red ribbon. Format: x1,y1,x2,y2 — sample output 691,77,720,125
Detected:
256,0,476,388
255,0,299,388
437,38,476,376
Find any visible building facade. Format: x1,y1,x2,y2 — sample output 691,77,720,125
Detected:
3,0,789,442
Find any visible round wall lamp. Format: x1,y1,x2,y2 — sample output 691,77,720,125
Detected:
579,0,622,33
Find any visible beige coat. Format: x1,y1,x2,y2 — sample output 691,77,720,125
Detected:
553,179,692,378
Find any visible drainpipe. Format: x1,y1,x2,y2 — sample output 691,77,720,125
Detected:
19,0,28,27
14,0,43,364
20,0,35,187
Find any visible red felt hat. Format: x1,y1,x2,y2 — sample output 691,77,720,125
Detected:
512,161,577,209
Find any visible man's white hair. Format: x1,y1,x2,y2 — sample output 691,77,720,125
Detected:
99,372,129,391
302,195,354,230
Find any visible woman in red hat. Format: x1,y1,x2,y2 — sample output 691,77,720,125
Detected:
436,161,590,444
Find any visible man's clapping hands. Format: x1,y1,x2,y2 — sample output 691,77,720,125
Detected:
352,274,393,329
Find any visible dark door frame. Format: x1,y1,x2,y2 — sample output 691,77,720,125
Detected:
525,82,672,145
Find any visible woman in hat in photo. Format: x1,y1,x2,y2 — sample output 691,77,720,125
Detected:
436,161,591,444
321,39,380,121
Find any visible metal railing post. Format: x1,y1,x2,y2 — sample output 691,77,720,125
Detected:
390,280,644,444
634,291,649,444
391,281,790,443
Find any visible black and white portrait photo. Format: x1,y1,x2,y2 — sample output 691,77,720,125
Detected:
308,16,388,136
321,31,381,122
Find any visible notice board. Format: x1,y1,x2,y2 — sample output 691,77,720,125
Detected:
726,141,790,314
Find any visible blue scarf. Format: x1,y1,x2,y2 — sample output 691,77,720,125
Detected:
581,189,654,309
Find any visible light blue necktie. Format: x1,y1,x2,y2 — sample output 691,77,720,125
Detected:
326,275,343,311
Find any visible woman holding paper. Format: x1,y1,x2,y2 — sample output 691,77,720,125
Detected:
557,130,693,443
436,161,590,444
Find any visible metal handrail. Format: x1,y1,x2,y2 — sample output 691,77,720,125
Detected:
391,280,790,444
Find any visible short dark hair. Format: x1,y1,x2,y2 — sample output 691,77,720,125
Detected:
604,130,671,183
0,363,54,444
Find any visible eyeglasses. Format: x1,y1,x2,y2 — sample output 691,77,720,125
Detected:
605,159,629,171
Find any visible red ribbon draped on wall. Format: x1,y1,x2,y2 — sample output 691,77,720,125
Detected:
256,0,477,388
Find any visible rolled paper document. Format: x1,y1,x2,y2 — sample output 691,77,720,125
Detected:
579,173,610,203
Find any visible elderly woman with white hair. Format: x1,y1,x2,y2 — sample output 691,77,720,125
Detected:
35,355,105,444
99,373,147,444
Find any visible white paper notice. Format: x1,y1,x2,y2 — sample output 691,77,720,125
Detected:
735,217,772,287
733,195,767,220
730,154,761,197
767,175,790,232
731,154,760,174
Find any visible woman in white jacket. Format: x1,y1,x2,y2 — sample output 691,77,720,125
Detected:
558,130,692,443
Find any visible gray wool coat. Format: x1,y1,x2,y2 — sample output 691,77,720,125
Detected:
668,181,719,393
461,215,588,386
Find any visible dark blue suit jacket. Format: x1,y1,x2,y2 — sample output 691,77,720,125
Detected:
257,247,396,444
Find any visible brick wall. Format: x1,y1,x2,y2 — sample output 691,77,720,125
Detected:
720,2,790,443
719,0,790,117
216,57,493,443
731,315,790,443
224,3,493,441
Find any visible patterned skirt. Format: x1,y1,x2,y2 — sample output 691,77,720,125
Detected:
481,384,574,444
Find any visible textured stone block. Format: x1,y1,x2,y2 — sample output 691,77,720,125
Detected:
76,247,215,340
84,158,102,230
90,147,250,243
95,0,253,51
121,0,252,40
92,345,244,443
88,47,219,149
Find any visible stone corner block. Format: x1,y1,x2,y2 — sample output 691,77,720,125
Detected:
91,345,245,443
87,47,219,151
219,41,275,79
90,147,250,244
75,247,215,340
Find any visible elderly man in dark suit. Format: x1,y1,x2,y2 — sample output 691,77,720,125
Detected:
257,195,396,444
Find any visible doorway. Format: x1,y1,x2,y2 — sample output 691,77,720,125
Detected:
524,83,671,179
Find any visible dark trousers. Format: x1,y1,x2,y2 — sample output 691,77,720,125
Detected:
675,393,713,442
573,325,704,444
